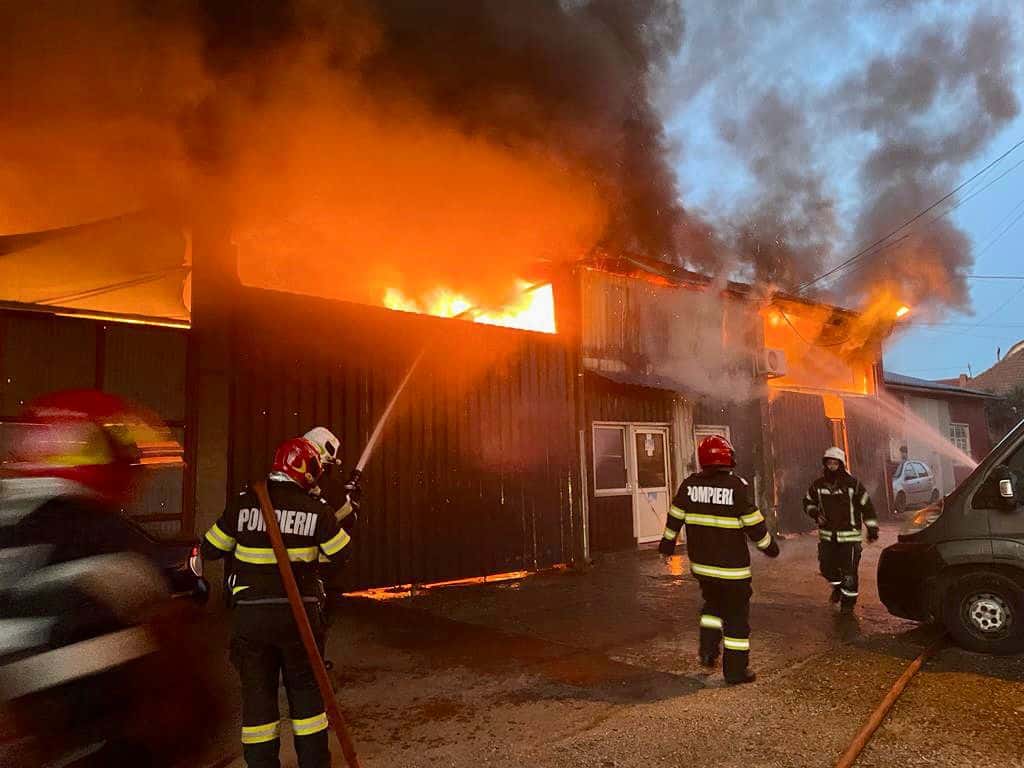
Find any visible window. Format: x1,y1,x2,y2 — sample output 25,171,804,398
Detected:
634,431,668,489
593,425,629,493
913,462,930,478
949,423,971,456
972,432,1024,510
903,463,919,480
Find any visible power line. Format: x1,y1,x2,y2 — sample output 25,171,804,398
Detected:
974,195,1024,265
806,181,1024,289
965,275,1024,280
794,134,1024,294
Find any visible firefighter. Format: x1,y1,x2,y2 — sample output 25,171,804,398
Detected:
803,446,878,613
302,426,360,627
659,435,779,685
303,426,361,530
0,390,223,766
202,437,353,768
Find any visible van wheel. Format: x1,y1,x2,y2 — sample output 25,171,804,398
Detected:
942,572,1024,654
894,491,906,514
930,489,940,504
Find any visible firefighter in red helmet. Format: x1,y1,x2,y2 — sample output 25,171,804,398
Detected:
659,434,779,684
202,437,353,768
0,390,222,766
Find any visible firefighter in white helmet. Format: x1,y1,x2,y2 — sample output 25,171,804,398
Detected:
302,427,361,631
803,447,878,613
303,427,360,528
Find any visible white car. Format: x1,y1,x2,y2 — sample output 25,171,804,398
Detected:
892,460,940,513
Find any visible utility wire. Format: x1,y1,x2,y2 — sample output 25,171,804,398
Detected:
794,135,1024,294
806,175,1024,289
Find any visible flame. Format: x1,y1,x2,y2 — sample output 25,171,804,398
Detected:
761,288,911,396
383,280,556,334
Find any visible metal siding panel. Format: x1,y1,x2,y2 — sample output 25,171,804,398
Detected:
227,289,576,589
103,324,187,422
1,312,97,417
767,392,831,532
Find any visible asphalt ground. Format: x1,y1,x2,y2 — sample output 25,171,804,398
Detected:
201,521,1023,768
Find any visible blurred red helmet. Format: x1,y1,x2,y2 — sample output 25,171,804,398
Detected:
5,389,178,504
271,438,323,491
698,435,735,468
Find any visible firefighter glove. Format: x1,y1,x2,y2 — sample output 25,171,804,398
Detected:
658,537,675,557
345,484,362,511
867,526,879,542
763,538,780,558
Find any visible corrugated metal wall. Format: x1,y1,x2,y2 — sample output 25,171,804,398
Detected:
227,288,581,590
767,391,831,532
843,395,890,515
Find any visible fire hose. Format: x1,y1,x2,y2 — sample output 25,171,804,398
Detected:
833,633,945,768
253,481,362,768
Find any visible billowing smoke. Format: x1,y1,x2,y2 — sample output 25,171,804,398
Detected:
834,12,1020,310
3,1,1021,316
665,1,1022,314
718,90,837,288
1,0,691,309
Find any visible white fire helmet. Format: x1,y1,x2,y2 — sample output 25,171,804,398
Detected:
823,446,846,467
303,427,341,466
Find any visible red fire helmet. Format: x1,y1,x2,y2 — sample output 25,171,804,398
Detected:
5,389,178,504
697,434,736,468
271,438,324,491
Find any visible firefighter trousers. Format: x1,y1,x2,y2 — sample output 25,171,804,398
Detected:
697,578,752,682
818,541,862,607
230,605,330,768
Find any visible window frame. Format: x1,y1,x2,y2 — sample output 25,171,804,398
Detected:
592,422,631,497
949,422,971,456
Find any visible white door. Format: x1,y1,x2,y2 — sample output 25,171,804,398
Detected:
631,426,671,543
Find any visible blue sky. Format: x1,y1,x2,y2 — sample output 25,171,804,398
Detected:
885,123,1024,379
661,1,1024,382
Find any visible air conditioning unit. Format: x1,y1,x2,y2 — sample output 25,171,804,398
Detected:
756,348,788,378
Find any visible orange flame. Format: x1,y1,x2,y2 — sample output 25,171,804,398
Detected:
761,288,910,396
383,280,556,334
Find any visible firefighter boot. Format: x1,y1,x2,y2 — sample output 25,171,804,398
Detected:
830,585,842,604
725,670,757,686
698,652,718,669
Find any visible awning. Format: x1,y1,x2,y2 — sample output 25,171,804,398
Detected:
0,213,190,324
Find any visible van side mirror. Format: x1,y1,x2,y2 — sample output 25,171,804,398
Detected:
991,466,1020,511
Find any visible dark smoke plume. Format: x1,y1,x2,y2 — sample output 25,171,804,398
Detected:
1,0,693,307
665,1,1022,313
835,12,1020,310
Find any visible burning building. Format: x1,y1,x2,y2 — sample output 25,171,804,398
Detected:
3,0,1015,587
1,212,918,584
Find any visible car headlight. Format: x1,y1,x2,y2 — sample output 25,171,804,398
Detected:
188,545,203,578
902,500,943,535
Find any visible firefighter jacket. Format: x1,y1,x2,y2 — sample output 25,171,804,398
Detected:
803,471,878,543
659,468,778,580
201,479,351,605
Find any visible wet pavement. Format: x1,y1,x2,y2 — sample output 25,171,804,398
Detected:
212,522,1023,768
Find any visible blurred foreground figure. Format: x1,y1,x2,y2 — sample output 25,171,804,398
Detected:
0,390,225,767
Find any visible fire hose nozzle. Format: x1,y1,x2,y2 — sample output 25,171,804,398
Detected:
343,469,362,491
